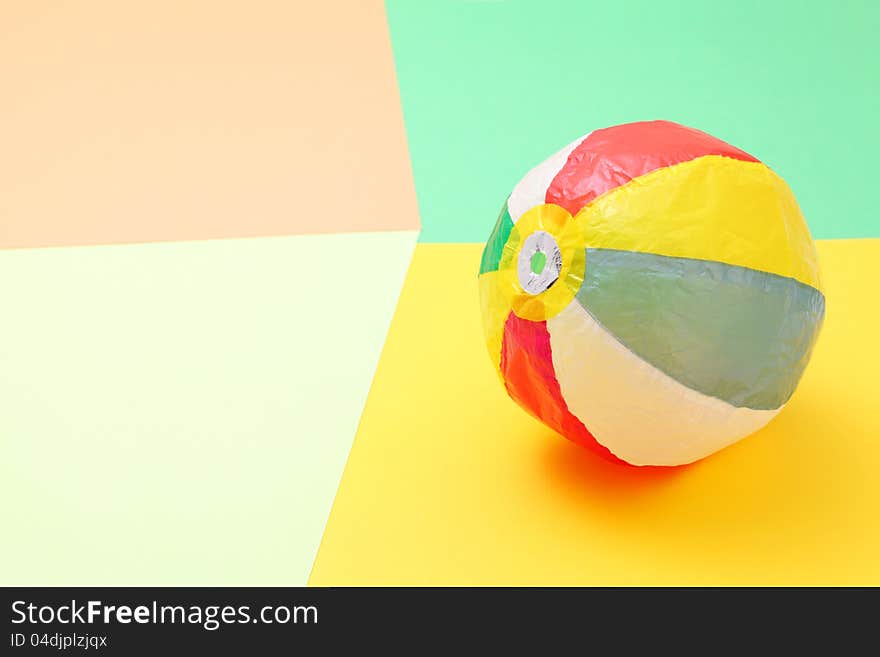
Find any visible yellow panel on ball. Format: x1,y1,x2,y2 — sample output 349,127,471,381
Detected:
576,155,822,289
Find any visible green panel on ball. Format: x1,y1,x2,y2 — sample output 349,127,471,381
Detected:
479,202,513,274
576,249,825,410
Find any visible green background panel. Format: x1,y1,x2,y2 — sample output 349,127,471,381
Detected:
386,0,880,242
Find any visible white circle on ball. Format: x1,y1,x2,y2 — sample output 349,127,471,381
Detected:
517,230,563,295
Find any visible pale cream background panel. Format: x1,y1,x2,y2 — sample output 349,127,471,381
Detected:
0,1,419,247
0,230,417,584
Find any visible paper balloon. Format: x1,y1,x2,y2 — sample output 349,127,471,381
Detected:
478,121,824,466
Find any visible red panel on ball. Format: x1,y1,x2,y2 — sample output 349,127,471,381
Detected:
500,312,622,463
545,120,759,216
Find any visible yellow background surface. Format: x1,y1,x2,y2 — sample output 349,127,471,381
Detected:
310,240,879,585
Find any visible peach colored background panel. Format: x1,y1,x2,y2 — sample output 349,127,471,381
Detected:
0,1,419,248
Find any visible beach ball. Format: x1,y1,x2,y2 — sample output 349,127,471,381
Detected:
478,120,825,466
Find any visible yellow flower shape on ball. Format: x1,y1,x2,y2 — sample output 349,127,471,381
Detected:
496,204,586,322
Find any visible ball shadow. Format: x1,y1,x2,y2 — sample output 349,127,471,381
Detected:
535,376,850,530
538,431,690,504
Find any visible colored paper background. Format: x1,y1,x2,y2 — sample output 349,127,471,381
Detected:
0,0,420,585
1,1,878,587
386,0,880,242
